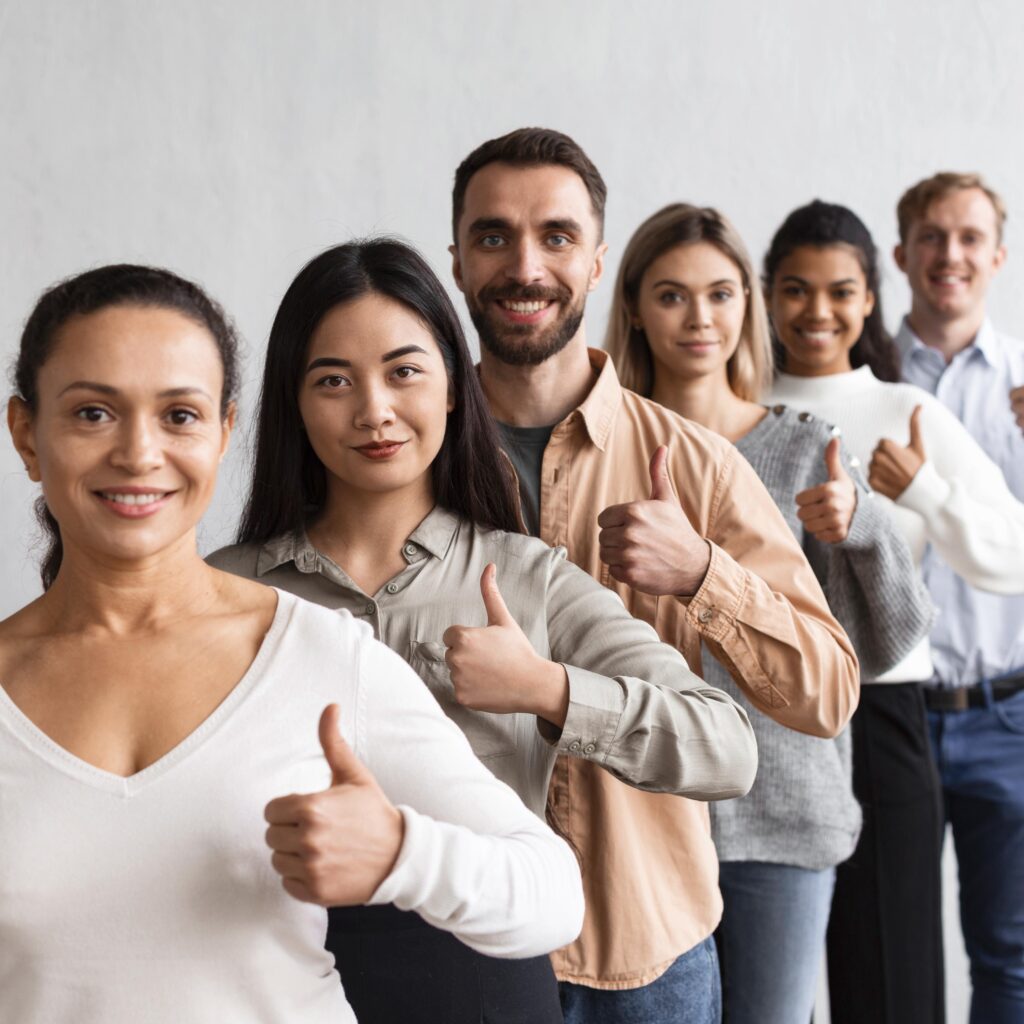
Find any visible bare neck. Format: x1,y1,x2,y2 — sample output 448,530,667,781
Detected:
651,366,766,443
479,331,596,427
906,300,987,363
21,531,222,636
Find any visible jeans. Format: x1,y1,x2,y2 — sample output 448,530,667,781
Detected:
715,861,834,1024
929,684,1024,1024
559,936,721,1024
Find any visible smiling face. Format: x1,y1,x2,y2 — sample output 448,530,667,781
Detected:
450,162,606,365
895,187,1006,323
297,292,453,507
634,242,748,385
768,245,876,377
8,305,232,568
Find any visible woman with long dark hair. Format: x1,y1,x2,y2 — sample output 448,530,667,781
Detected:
605,202,932,1024
0,262,587,1024
210,236,758,1024
764,200,1024,1024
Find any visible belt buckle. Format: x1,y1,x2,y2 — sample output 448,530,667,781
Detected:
950,688,971,712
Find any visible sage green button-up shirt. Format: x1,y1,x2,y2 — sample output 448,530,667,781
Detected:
209,507,756,819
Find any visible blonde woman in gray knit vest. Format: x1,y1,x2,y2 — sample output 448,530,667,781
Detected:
605,203,934,1024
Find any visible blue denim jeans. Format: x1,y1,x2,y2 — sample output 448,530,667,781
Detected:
716,861,835,1024
929,684,1024,1024
559,936,721,1024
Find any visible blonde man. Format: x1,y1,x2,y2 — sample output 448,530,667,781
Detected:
894,172,1024,1024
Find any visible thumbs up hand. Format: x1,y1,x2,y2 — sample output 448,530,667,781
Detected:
868,405,927,500
794,437,858,545
442,565,570,726
263,704,404,906
597,445,711,597
1010,385,1024,434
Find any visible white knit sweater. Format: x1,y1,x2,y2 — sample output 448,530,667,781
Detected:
770,366,1024,682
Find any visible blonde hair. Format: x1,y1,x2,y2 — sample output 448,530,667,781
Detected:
606,203,772,401
897,171,1007,244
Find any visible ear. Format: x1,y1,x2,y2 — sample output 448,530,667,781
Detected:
219,401,237,462
449,243,465,294
863,289,877,318
993,244,1007,273
587,241,609,294
8,397,41,482
893,243,907,273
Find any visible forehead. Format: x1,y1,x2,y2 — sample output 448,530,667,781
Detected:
644,242,743,284
459,162,598,234
778,245,866,282
44,305,223,387
918,187,999,231
308,293,439,358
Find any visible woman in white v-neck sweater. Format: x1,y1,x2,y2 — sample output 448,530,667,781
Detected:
0,265,582,1024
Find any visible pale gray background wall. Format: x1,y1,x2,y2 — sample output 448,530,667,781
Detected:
5,0,1022,1017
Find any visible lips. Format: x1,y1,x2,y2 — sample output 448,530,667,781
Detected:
95,489,175,518
354,441,406,460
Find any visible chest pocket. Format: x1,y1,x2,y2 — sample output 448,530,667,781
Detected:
407,641,519,762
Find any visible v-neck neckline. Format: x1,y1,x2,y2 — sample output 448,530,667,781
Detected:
0,589,294,797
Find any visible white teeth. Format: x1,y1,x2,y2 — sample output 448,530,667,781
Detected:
100,492,165,506
502,300,549,313
800,330,836,341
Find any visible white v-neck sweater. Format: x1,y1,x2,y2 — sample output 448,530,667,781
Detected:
771,367,1024,682
0,591,583,1024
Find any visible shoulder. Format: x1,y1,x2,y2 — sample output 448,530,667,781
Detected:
462,521,567,575
759,404,838,450
206,540,263,579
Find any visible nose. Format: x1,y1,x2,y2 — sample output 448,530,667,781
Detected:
687,296,713,329
353,380,397,432
941,234,964,263
108,415,164,475
504,238,545,286
808,289,832,321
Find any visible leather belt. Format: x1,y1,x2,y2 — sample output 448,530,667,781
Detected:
923,674,1024,712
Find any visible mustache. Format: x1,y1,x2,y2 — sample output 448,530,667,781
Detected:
479,283,572,304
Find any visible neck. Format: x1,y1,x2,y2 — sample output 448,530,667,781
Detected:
479,331,596,427
39,531,222,634
651,366,765,443
906,300,986,363
309,474,435,578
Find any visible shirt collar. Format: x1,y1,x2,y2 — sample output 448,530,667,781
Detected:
565,348,623,452
253,505,460,576
896,315,999,368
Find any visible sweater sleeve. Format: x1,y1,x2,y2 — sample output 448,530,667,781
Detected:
896,396,1024,594
357,638,584,959
805,445,935,679
541,552,757,800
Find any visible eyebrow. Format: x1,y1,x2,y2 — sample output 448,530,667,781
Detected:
305,345,429,374
58,381,214,400
780,275,858,287
652,278,738,289
467,216,584,235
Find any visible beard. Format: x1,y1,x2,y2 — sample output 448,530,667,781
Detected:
468,284,586,366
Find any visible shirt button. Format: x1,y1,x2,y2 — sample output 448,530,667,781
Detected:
583,743,596,755
849,456,861,468
403,543,417,557
798,411,813,423
569,740,581,752
364,602,376,615
698,608,714,624
386,582,399,594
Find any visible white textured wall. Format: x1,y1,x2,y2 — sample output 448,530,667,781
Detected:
5,0,1021,1017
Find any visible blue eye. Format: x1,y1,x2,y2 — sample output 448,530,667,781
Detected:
548,234,570,247
479,235,505,248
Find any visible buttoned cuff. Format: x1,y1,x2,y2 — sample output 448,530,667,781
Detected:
897,460,950,517
536,664,624,762
676,541,747,641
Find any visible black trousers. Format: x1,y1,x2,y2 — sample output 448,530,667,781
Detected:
327,904,563,1024
826,683,945,1024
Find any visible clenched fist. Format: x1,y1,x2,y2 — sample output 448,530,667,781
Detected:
795,437,857,544
598,446,711,597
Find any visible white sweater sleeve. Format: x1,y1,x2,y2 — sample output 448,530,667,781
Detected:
356,637,584,958
897,395,1024,594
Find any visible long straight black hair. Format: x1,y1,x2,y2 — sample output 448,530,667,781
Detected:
763,200,901,383
238,237,522,543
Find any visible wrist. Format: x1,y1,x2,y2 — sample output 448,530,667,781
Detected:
676,540,712,597
530,658,570,728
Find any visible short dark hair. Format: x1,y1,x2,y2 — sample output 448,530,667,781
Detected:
13,263,241,589
237,237,523,545
451,127,607,241
763,200,900,384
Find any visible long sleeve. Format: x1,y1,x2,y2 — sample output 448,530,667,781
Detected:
359,638,584,959
682,446,860,739
896,396,1024,594
806,456,935,679
541,554,757,799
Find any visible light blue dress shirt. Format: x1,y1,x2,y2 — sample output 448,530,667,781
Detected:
896,317,1024,687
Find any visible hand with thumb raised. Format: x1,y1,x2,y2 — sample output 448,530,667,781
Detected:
597,445,711,596
263,704,404,906
794,436,858,545
442,564,569,726
868,405,927,500
1011,384,1024,434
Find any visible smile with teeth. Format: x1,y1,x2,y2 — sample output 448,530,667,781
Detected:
98,491,170,505
796,328,839,342
931,274,968,284
500,300,553,313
